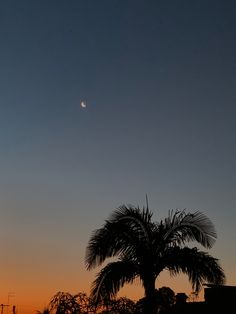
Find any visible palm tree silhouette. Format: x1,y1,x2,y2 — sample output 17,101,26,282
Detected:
85,205,225,314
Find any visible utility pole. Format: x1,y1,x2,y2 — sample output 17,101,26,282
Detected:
0,304,9,314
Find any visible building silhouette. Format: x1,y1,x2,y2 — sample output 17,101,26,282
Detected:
168,285,236,314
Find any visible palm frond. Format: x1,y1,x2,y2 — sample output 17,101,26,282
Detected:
85,205,154,269
109,205,153,243
90,259,138,303
163,246,225,292
161,210,217,248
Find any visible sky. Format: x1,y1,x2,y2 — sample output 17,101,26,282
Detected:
0,0,236,312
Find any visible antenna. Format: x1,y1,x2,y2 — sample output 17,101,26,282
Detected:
7,293,15,314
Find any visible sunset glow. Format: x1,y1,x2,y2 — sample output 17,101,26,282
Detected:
0,1,235,313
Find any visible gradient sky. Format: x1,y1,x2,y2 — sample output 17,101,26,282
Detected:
0,0,236,312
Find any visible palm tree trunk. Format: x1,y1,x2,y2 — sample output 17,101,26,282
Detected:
143,277,158,314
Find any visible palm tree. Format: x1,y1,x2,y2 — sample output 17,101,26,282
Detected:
85,205,225,314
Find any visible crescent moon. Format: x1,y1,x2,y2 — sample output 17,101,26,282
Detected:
80,101,87,108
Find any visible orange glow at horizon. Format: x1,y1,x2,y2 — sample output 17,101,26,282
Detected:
0,268,208,313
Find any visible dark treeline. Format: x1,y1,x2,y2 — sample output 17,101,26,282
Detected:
36,287,176,314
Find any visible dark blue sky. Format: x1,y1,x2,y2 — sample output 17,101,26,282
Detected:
0,0,235,311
